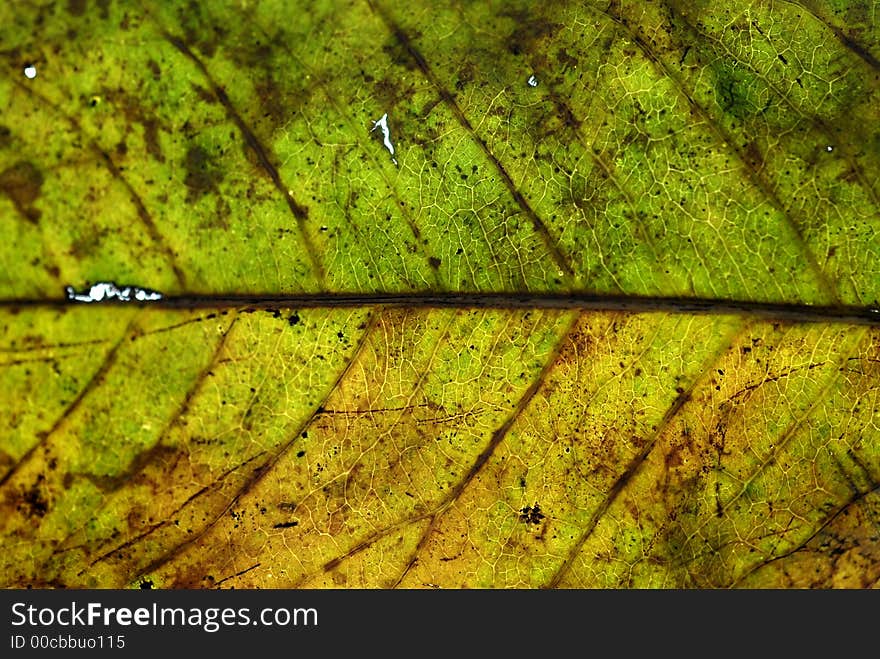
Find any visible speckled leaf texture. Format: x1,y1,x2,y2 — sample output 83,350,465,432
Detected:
0,0,878,588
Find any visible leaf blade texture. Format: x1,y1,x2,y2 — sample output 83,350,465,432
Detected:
0,0,878,588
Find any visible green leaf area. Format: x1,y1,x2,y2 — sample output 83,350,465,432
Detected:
0,0,878,588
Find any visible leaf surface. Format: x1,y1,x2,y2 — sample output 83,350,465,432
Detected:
0,0,878,588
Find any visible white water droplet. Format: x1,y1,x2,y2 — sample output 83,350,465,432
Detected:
24,65,37,79
527,75,538,87
826,145,833,152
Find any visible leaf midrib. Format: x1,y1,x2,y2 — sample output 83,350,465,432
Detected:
4,292,879,326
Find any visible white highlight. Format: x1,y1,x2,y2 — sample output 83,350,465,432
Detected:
24,65,37,79
371,112,397,165
527,75,538,87
65,282,163,303
826,145,833,152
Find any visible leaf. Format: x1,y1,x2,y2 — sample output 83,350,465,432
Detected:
0,0,878,588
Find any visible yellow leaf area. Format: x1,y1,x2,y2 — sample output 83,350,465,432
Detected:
0,0,879,589
0,307,877,588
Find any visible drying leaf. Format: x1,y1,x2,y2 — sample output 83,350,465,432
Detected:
0,0,877,588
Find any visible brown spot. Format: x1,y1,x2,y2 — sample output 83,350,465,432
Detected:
743,140,764,170
664,442,685,469
127,502,150,529
178,1,224,59
183,144,223,201
0,125,12,149
141,118,164,162
556,100,582,131
108,91,167,163
20,475,49,518
455,61,475,91
428,256,441,269
253,79,289,126
0,161,44,223
328,512,345,535
96,0,110,19
84,444,181,492
556,48,579,69
191,83,216,105
147,59,161,79
373,77,406,109
0,451,14,481
504,14,562,56
66,0,87,16
382,28,424,71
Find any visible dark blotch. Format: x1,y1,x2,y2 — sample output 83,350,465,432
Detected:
0,125,12,149
20,476,48,518
179,0,223,59
505,15,561,56
272,521,299,529
382,31,422,71
0,161,44,223
142,118,164,162
428,256,441,269
0,449,14,473
287,312,300,327
711,63,755,120
183,144,223,201
66,0,87,16
519,503,545,526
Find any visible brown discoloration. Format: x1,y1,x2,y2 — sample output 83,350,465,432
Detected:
383,30,423,71
84,444,182,493
736,486,880,588
502,10,562,56
742,140,765,171
107,91,167,163
178,0,224,59
19,474,49,518
183,144,223,201
0,161,44,223
373,76,413,111
556,47,579,70
0,450,14,480
141,118,164,162
66,0,87,17
0,125,12,149
190,83,216,106
130,315,377,587
253,78,301,128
